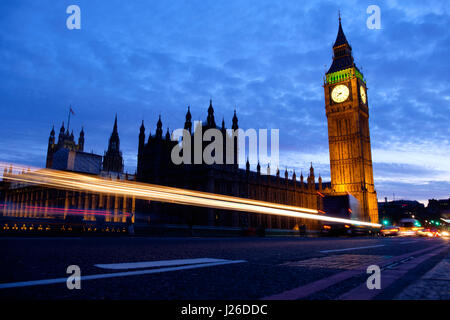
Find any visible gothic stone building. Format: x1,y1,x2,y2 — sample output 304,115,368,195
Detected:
46,115,124,175
323,18,379,223
136,99,330,230
1,117,134,230
135,18,379,228
1,18,379,233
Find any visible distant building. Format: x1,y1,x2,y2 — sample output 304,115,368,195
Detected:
52,148,102,175
46,122,84,169
378,199,425,225
427,198,449,212
427,198,450,225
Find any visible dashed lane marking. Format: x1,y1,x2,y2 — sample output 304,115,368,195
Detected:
338,246,448,300
262,244,444,300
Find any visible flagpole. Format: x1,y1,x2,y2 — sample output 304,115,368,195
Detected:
67,105,71,132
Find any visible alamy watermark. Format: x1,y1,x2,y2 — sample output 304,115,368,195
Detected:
367,5,381,30
66,265,81,289
66,5,380,31
66,5,81,30
169,124,279,173
366,265,381,290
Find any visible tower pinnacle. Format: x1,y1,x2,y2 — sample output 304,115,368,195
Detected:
327,14,355,74
103,115,123,173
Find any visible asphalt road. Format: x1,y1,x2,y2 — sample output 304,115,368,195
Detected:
0,235,448,300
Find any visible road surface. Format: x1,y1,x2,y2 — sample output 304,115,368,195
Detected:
0,236,448,299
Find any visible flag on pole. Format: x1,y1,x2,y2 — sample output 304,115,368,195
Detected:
70,106,75,115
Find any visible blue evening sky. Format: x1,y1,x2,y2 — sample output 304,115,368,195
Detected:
1,0,449,204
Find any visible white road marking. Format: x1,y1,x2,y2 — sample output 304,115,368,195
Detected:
0,259,246,289
95,258,228,270
320,244,385,253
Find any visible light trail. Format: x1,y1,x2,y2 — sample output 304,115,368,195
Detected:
0,204,130,218
1,163,381,227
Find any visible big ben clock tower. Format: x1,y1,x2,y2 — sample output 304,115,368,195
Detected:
324,17,379,223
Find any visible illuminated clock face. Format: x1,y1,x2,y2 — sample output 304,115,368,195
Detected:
360,85,367,104
331,84,349,103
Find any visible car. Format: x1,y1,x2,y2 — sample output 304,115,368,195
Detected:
398,218,422,236
441,230,450,238
380,226,400,237
417,228,440,237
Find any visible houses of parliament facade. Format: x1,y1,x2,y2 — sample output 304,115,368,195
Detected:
1,19,378,232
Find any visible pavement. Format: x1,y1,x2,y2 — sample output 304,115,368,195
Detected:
0,235,448,300
395,251,450,300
